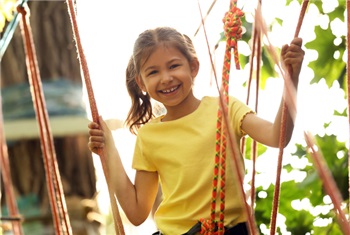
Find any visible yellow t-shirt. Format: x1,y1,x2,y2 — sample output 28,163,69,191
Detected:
132,96,253,235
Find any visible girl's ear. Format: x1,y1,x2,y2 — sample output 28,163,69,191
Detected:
190,59,200,78
135,75,146,92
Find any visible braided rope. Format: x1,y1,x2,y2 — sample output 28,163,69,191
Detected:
268,1,309,234
206,1,244,234
17,5,72,235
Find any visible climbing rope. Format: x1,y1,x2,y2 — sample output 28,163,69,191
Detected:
242,8,262,215
0,98,23,234
347,0,350,220
198,1,257,234
65,0,125,234
211,2,242,234
17,4,72,235
304,133,350,234
252,1,349,234
268,1,309,234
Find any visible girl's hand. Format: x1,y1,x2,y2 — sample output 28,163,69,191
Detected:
281,37,305,83
88,116,113,154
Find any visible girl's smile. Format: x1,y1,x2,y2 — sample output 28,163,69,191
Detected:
136,45,200,120
158,84,181,95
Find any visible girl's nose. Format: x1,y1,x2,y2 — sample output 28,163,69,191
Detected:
160,72,173,84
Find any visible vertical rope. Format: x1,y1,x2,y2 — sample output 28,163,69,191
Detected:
0,98,23,235
254,1,349,233
17,4,72,235
197,0,257,234
65,1,125,234
243,12,262,214
269,1,309,234
347,0,350,220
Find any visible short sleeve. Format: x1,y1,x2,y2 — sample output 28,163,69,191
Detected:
132,133,157,172
229,97,255,138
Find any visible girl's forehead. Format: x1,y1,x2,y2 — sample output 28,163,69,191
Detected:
140,44,183,67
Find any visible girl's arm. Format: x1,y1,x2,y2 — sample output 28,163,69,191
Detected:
88,117,159,225
241,37,304,147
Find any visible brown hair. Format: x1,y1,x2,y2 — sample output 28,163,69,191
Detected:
125,27,198,134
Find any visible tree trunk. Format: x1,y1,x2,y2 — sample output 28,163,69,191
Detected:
1,1,100,234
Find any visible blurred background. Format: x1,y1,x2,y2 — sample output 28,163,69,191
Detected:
0,0,348,234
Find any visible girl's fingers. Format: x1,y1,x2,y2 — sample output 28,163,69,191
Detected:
89,128,104,137
88,121,100,129
89,135,104,143
291,37,303,47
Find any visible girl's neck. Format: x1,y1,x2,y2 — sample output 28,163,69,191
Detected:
162,94,201,122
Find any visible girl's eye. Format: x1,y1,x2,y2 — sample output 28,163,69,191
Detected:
170,64,180,69
147,70,158,76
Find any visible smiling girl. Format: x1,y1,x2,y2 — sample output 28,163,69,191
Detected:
88,27,304,235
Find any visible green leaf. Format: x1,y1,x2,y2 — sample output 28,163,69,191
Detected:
328,2,346,22
243,136,267,160
333,108,347,117
305,26,346,88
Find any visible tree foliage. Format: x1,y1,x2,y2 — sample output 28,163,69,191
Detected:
0,0,16,32
246,1,349,234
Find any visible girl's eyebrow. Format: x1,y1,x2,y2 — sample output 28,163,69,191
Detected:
143,65,158,73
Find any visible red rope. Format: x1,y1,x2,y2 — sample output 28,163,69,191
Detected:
347,0,350,220
65,1,125,234
254,1,349,233
269,1,309,234
17,4,72,235
0,102,23,234
304,133,350,234
244,21,262,216
198,1,258,234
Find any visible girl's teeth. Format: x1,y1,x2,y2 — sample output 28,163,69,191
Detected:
163,86,177,93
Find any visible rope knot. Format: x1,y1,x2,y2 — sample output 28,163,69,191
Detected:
199,219,223,235
16,5,27,16
222,6,244,48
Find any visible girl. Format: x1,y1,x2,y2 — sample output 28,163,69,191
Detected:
88,27,304,235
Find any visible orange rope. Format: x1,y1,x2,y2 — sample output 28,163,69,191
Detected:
304,133,350,234
65,1,125,234
198,1,258,234
0,100,23,234
243,17,262,216
347,0,350,219
254,1,350,233
269,1,309,234
17,4,72,235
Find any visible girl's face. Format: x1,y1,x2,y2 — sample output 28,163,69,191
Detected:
136,45,199,112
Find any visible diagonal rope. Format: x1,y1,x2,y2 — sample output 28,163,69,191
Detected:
194,0,218,37
304,132,350,234
65,0,125,234
17,4,72,235
0,0,28,60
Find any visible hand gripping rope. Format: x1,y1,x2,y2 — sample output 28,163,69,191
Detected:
254,1,350,234
65,0,125,234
